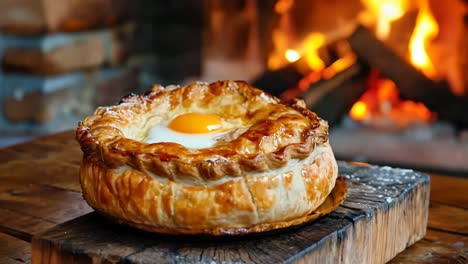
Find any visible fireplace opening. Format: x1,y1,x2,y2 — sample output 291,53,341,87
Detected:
243,0,468,173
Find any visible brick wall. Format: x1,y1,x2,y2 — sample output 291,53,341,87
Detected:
0,68,138,134
0,0,210,136
0,0,139,136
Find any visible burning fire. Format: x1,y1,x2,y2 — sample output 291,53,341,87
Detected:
268,0,296,70
268,0,326,71
301,33,326,71
350,0,439,125
409,0,439,78
360,0,407,39
271,32,326,71
350,71,434,126
361,0,440,79
269,0,447,126
285,49,300,63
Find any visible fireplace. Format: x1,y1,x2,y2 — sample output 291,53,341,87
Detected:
0,0,467,173
201,0,468,173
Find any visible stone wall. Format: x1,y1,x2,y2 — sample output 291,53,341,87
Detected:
0,0,139,135
0,0,208,137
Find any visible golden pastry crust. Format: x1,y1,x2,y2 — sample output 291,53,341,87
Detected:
76,80,341,234
76,80,328,180
103,177,347,235
80,144,340,234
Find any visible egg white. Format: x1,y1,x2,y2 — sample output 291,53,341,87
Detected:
144,122,230,149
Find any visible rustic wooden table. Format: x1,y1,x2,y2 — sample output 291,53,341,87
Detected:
0,131,466,264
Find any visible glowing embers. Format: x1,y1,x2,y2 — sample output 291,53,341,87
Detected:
349,71,434,128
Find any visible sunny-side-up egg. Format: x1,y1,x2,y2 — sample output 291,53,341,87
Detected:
144,113,232,149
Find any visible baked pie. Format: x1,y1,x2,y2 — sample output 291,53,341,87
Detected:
76,80,346,235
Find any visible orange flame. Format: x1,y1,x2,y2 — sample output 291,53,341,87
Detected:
350,101,369,121
274,33,326,71
268,0,295,70
351,0,438,126
360,0,407,39
301,33,326,71
409,0,438,78
274,0,294,13
268,0,326,71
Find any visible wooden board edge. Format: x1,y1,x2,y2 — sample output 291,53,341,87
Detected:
295,178,430,263
31,237,92,264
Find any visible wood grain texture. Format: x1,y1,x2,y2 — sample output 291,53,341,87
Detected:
0,131,79,163
0,180,91,224
425,229,468,244
389,240,468,264
0,160,81,192
0,207,55,241
0,232,31,264
428,203,468,235
428,173,468,208
0,131,81,192
31,162,430,264
0,131,88,241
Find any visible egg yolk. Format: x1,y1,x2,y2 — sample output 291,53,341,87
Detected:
168,113,222,134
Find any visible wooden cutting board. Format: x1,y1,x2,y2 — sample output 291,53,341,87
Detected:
31,162,430,264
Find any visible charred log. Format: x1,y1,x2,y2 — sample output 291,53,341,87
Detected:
299,61,369,127
348,25,468,127
252,60,305,97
